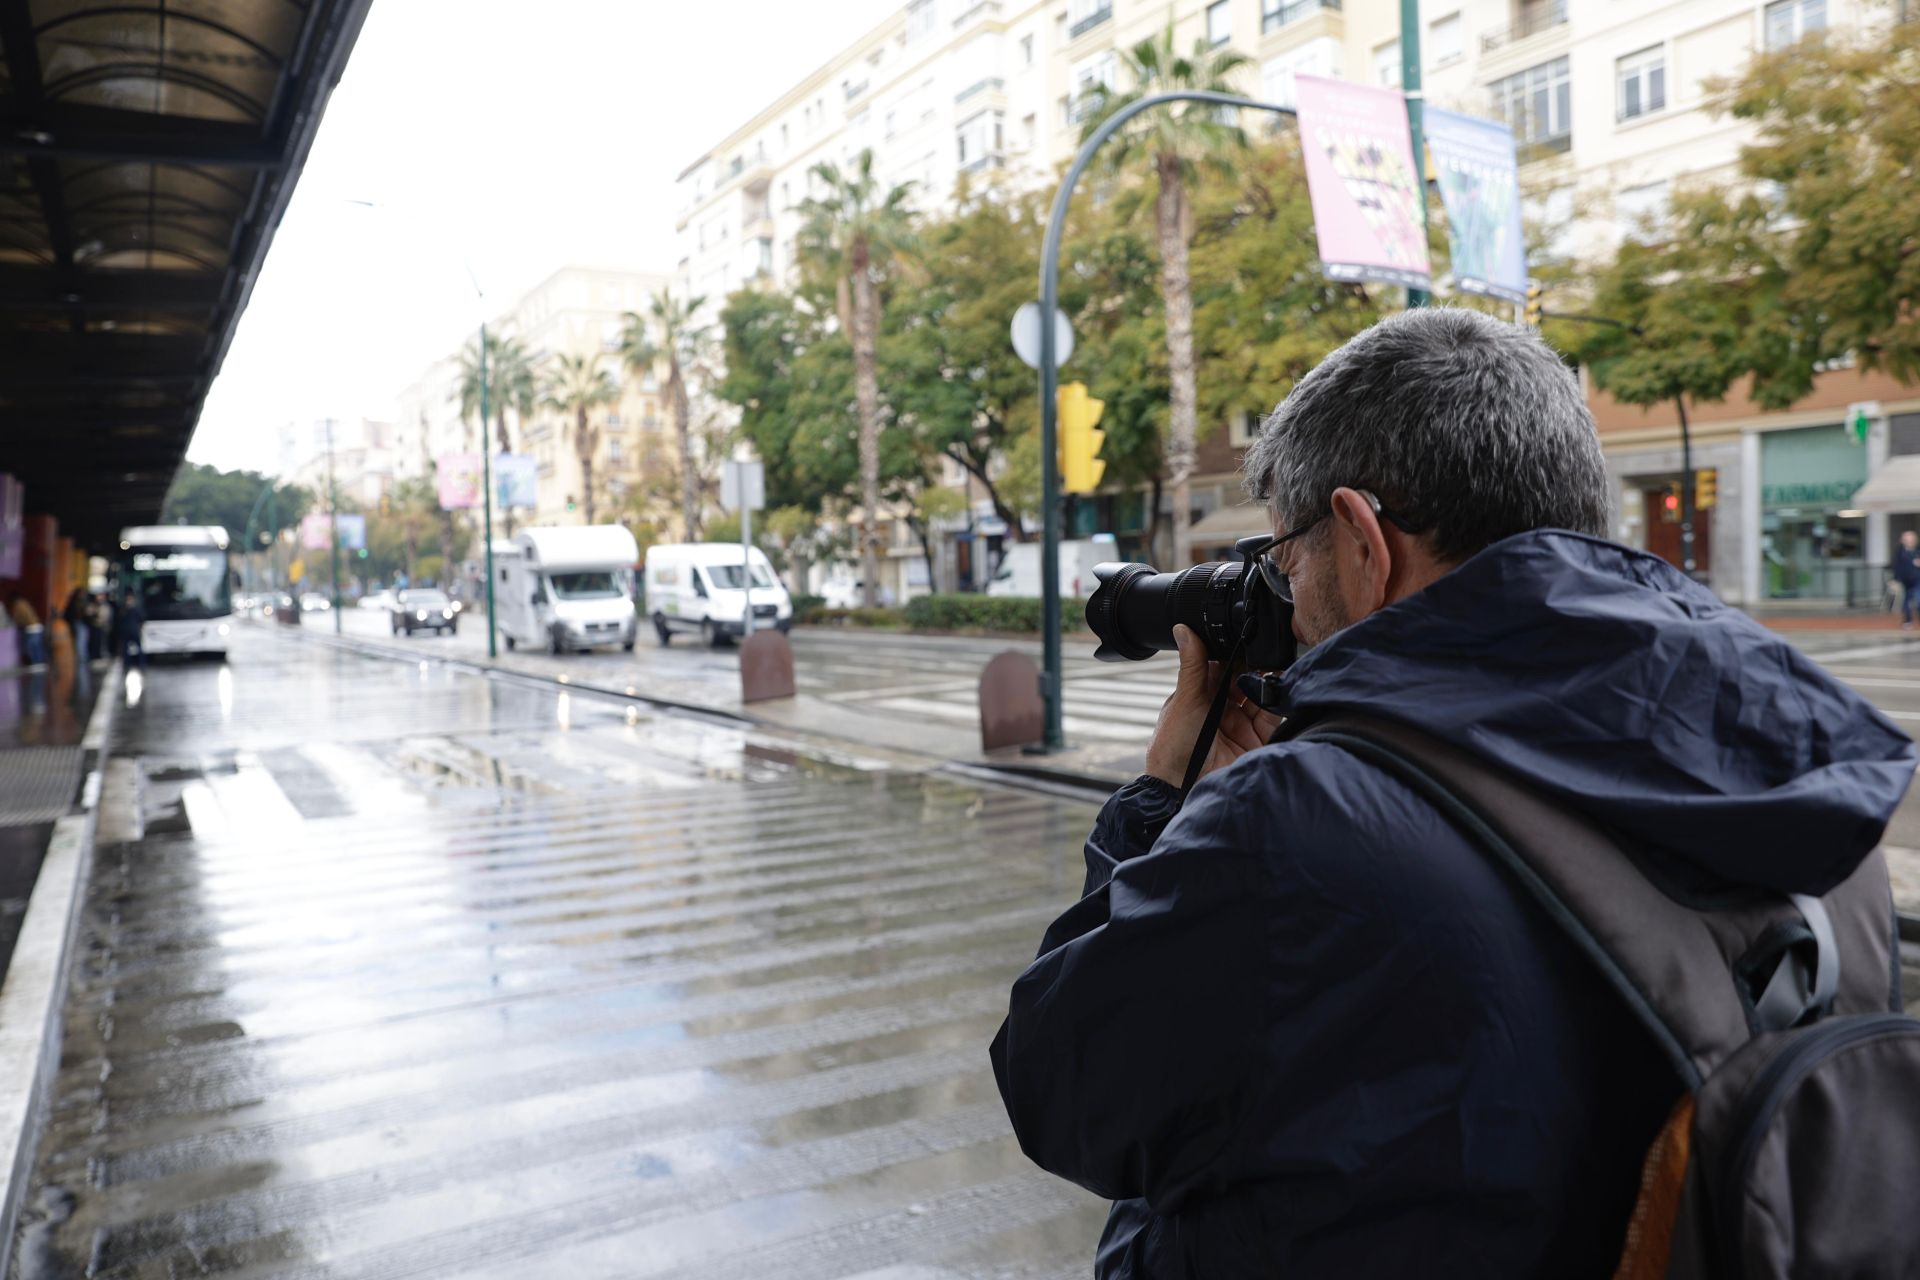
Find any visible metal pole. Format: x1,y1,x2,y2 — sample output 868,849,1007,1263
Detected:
480,322,498,658
326,417,342,633
1400,0,1430,309
1677,394,1697,576
741,497,754,640
1038,90,1297,752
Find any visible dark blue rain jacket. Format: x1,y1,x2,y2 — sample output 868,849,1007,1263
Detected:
990,530,1914,1278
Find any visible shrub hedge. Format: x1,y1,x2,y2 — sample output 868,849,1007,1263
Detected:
902,594,1086,634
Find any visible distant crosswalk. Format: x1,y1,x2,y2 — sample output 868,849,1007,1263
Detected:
834,655,1178,743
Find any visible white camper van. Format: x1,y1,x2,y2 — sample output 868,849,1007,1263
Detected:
494,525,640,654
645,543,792,646
986,534,1119,599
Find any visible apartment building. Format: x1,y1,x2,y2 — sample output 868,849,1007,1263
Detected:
394,265,676,532
280,417,400,512
679,0,1909,604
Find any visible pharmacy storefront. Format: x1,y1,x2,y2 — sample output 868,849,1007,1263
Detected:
1760,425,1869,600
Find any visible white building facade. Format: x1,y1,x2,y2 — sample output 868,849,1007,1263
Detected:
678,0,1910,603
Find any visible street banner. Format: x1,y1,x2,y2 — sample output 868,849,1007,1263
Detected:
437,452,481,510
1423,106,1527,302
1294,75,1432,291
494,453,537,509
298,512,366,551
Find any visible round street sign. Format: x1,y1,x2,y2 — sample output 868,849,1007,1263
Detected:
1011,302,1074,370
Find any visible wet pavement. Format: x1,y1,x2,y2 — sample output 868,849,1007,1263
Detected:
10,628,1108,1279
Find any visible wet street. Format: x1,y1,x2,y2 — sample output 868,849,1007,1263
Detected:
11,628,1108,1278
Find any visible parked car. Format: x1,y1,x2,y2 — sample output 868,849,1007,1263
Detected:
495,526,639,654
390,588,457,636
987,534,1119,599
262,593,301,625
299,591,332,612
645,543,792,646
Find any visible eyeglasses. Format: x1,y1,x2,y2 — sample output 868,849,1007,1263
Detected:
1238,490,1427,604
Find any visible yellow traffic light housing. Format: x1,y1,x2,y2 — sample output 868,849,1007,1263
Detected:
1058,381,1107,495
1524,281,1544,328
1695,468,1718,510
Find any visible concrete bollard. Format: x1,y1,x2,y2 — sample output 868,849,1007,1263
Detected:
739,630,796,703
978,651,1044,752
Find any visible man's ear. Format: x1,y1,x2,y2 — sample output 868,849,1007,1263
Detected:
1328,486,1392,615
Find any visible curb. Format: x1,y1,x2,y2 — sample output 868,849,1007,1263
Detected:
0,660,120,1277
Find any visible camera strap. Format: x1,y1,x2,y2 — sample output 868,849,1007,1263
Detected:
1179,613,1256,795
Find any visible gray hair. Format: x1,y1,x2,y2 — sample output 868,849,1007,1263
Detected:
1244,307,1608,563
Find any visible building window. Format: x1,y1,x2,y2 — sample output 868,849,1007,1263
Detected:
1373,39,1401,88
780,123,788,150
1229,411,1263,448
757,237,774,275
1259,38,1341,111
1021,33,1034,65
1764,0,1825,49
1616,46,1665,121
908,0,937,40
1488,55,1572,153
608,438,624,465
1206,1,1231,46
1261,0,1336,34
885,110,897,138
957,110,1005,171
1429,13,1462,67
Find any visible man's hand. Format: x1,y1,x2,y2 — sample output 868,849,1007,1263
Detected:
1144,624,1284,788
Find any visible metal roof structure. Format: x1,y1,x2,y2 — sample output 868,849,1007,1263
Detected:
0,0,374,549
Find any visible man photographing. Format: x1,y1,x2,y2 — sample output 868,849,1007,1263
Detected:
990,308,1914,1276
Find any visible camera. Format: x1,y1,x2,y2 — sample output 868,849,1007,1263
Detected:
1085,534,1298,674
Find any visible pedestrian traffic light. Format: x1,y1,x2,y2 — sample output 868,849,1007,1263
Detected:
1696,468,1718,510
357,547,369,559
1524,281,1544,327
1057,381,1107,495
1660,483,1681,523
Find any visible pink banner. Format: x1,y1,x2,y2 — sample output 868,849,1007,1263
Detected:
1295,75,1432,291
437,453,481,510
300,513,333,550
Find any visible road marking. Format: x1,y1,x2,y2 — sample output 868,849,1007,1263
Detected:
1807,639,1920,665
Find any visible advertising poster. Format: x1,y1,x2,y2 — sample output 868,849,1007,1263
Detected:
1424,106,1527,302
298,513,366,551
494,453,538,509
437,452,481,510
1294,75,1432,291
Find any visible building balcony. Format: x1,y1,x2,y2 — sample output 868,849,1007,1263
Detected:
958,153,1005,175
955,77,1005,106
1482,0,1567,53
1068,5,1112,40
1519,131,1573,161
1261,0,1340,35
952,0,1002,29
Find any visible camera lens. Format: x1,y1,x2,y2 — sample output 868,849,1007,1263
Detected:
1087,560,1249,662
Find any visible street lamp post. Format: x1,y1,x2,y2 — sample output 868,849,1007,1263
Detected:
1400,0,1431,310
1037,90,1301,753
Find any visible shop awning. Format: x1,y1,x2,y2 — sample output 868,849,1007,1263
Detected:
1850,457,1920,513
1188,502,1272,544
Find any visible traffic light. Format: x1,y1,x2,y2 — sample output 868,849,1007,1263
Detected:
357,547,369,559
1660,482,1681,524
1057,381,1107,495
565,494,577,512
1695,468,1718,510
1524,281,1544,327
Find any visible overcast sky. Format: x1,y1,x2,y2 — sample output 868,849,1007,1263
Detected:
188,0,900,474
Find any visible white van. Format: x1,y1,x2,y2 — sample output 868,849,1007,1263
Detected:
986,534,1119,599
495,525,640,654
646,543,792,646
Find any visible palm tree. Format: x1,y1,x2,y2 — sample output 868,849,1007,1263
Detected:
1083,24,1249,567
455,330,537,532
542,352,620,524
795,149,918,608
619,292,707,539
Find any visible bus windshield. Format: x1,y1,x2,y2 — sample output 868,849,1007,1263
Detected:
127,546,231,621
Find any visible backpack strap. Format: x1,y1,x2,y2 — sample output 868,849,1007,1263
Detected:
1292,713,1901,1089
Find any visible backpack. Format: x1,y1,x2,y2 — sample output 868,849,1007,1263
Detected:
1295,714,1920,1280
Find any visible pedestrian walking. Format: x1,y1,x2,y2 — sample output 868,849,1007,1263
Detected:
88,593,109,660
992,308,1917,1278
117,589,147,669
1892,529,1920,629
62,586,90,664
8,593,45,666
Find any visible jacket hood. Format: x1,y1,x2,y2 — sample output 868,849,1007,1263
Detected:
1277,529,1915,895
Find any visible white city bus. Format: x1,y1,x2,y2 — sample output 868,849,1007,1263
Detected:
115,526,235,657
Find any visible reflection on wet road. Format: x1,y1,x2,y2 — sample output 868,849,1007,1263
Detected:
13,630,1107,1278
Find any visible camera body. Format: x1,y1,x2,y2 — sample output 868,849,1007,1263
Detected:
1085,535,1297,674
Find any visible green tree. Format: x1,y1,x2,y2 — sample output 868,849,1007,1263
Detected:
163,463,310,547
619,290,709,539
455,330,536,454
1082,22,1249,566
796,148,919,606
542,352,620,523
